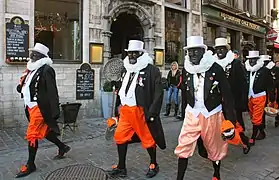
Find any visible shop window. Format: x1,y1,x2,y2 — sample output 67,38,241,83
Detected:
165,0,184,6
206,24,217,47
34,0,82,61
165,8,186,65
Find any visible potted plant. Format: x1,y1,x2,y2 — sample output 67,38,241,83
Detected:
101,81,114,119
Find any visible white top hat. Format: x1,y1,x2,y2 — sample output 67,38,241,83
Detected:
246,51,260,59
259,55,271,61
183,36,207,50
125,40,146,52
214,38,229,48
29,43,49,57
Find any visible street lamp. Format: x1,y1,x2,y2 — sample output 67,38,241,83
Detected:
236,12,251,18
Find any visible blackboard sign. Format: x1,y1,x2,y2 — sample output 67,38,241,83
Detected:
76,63,95,100
5,16,29,63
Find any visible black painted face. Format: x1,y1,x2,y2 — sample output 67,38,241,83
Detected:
188,47,205,65
127,51,143,64
215,46,228,60
29,51,45,63
249,58,259,67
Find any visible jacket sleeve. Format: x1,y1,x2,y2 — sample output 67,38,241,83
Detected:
148,66,164,118
235,61,248,110
217,66,236,125
45,67,60,120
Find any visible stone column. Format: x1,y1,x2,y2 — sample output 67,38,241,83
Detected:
83,0,90,63
259,38,266,54
202,20,208,45
102,30,112,64
235,31,243,58
216,26,227,38
0,0,4,66
248,35,254,41
144,36,155,58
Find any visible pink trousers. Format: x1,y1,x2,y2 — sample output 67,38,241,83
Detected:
174,111,228,161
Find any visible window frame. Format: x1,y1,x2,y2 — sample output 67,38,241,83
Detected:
34,0,83,64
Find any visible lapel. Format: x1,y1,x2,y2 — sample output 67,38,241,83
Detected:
185,72,194,98
246,71,250,85
253,68,262,85
204,69,214,100
30,65,44,83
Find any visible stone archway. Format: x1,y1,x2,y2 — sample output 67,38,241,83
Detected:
103,2,155,59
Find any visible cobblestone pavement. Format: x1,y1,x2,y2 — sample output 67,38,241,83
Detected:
1,113,279,180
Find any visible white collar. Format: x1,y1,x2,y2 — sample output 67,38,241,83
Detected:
27,57,53,71
266,61,275,70
123,53,151,73
245,59,264,72
184,50,215,74
214,50,234,70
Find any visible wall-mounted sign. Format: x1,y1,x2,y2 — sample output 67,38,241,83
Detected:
5,16,29,63
267,29,278,41
76,63,95,100
203,7,266,33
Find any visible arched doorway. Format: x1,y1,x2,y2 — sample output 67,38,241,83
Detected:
110,12,144,59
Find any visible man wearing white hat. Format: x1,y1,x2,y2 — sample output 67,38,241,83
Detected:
244,51,275,146
175,36,237,180
213,37,250,154
15,43,70,178
260,55,279,130
107,40,166,178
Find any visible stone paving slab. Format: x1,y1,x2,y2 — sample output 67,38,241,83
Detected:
0,114,279,180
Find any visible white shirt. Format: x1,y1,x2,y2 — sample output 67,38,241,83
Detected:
21,70,38,108
118,72,139,107
248,71,266,98
186,73,222,118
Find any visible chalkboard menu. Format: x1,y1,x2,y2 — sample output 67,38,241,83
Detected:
5,16,29,63
76,63,95,100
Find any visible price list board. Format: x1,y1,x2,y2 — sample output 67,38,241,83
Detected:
5,16,29,63
76,63,95,100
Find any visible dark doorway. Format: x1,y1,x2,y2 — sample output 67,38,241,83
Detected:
110,13,144,59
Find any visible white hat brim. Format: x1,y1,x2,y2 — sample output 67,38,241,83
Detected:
29,48,49,57
214,44,230,48
183,44,207,50
124,49,146,52
246,56,259,59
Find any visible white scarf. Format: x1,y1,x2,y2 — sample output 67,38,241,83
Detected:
245,59,264,72
123,53,151,73
27,57,53,71
266,61,275,70
184,50,215,74
119,53,152,98
214,50,234,70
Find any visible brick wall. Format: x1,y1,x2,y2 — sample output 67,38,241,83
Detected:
0,65,102,128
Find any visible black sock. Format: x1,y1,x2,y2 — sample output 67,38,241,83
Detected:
45,131,65,149
27,140,38,166
147,147,157,165
251,125,258,140
117,143,128,169
239,132,249,146
212,161,221,179
177,158,188,180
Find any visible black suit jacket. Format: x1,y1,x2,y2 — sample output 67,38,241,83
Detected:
245,67,275,102
115,64,166,149
226,59,248,110
17,65,60,134
271,66,279,103
183,63,236,124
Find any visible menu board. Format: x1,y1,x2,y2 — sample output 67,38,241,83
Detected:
5,16,29,63
76,63,95,100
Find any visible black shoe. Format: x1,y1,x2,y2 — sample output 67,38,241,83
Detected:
54,145,71,159
275,120,279,128
146,163,159,178
249,139,255,146
15,164,36,178
243,144,251,154
107,166,127,178
255,131,266,140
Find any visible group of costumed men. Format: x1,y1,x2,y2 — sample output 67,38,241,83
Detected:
15,37,279,180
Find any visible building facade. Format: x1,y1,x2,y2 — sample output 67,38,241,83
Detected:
269,0,279,61
202,0,272,59
0,0,202,128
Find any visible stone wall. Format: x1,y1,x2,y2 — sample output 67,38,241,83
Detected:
0,64,102,128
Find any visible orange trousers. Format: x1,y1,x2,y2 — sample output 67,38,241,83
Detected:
26,106,49,147
114,105,155,149
248,96,266,126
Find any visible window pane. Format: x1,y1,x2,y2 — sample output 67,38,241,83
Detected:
34,0,81,61
165,8,186,65
165,0,183,6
